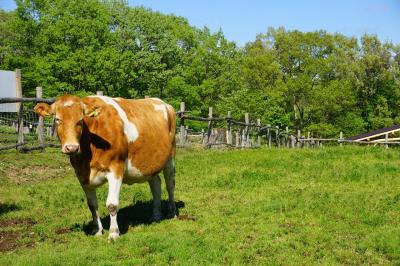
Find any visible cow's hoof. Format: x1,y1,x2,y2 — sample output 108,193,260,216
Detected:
94,230,103,237
108,232,119,241
167,212,177,219
151,215,163,223
108,227,119,241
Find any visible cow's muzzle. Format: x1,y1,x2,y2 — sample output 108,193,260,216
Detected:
62,144,80,155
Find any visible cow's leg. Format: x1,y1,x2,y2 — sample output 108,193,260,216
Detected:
106,172,122,240
83,187,103,236
163,158,176,218
148,175,162,222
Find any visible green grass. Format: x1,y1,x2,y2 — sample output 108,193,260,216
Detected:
0,125,58,147
0,146,399,265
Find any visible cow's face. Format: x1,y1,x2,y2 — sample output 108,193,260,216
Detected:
34,95,99,155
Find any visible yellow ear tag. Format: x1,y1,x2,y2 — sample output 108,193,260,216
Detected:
43,111,50,116
87,109,99,117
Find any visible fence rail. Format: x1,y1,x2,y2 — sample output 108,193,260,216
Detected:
0,97,55,104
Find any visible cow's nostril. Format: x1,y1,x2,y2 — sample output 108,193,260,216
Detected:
64,144,79,154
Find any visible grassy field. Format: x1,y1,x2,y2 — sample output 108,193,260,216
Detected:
0,146,399,265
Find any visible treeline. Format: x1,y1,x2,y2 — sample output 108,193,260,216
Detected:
1,0,399,136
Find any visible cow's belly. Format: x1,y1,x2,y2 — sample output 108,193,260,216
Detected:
123,159,154,184
123,174,153,184
84,159,161,187
88,170,108,187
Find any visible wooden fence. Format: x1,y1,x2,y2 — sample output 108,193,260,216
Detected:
1,86,400,153
177,101,330,148
177,102,400,149
0,84,58,152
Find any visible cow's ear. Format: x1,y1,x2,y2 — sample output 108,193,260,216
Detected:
83,104,101,117
34,103,53,117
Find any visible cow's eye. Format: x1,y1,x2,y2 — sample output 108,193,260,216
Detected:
55,118,62,124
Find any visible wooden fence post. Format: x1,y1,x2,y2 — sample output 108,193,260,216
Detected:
36,87,44,146
285,126,289,148
276,126,280,148
307,132,310,148
235,131,240,148
227,111,232,146
297,130,301,148
96,91,103,96
207,107,213,146
385,133,389,149
257,119,261,147
310,134,314,148
244,113,249,147
267,125,271,148
185,125,189,142
241,128,246,148
179,102,185,145
340,131,343,147
15,69,24,147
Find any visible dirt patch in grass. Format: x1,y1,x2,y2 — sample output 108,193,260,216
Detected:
0,231,21,252
55,227,72,235
0,218,36,228
0,218,36,252
177,214,196,221
4,165,71,184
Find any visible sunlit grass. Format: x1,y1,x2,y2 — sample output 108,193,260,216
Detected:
0,146,399,265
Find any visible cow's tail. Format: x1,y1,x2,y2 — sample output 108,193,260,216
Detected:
166,104,176,156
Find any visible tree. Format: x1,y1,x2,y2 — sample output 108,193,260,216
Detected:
1,1,399,137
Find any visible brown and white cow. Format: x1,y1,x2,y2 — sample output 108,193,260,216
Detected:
34,95,176,240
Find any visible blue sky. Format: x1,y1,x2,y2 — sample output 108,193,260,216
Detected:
1,0,399,46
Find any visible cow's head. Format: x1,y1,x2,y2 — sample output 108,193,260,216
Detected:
34,95,100,155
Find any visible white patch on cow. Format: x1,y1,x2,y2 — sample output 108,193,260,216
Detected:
90,171,107,186
150,97,163,102
123,159,152,184
106,172,122,208
90,96,138,143
106,172,121,240
126,160,143,177
153,104,168,121
63,100,74,107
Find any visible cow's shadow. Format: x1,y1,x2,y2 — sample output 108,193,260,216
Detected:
0,203,20,216
82,200,185,235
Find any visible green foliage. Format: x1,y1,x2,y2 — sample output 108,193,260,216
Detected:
0,1,399,136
